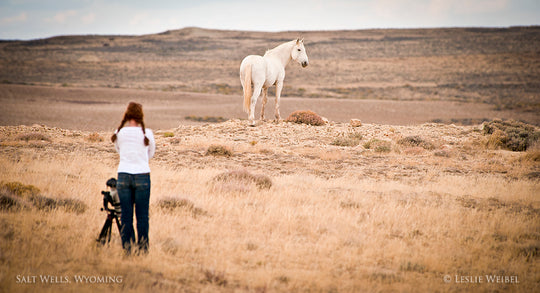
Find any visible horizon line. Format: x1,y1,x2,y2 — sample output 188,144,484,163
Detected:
2,24,539,42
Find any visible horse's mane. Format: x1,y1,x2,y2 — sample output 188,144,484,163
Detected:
263,40,295,57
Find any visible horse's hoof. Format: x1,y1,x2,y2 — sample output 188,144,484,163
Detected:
248,121,256,127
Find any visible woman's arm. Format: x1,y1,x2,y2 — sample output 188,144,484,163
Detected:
147,130,156,159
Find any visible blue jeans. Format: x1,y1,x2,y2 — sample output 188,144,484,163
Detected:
117,172,150,254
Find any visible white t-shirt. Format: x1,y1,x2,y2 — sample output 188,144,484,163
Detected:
114,127,156,174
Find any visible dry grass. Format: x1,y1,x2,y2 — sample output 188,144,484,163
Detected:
0,181,87,213
0,123,539,292
210,170,272,192
155,197,208,218
397,135,435,150
331,130,363,147
86,132,103,142
363,138,392,153
16,132,51,142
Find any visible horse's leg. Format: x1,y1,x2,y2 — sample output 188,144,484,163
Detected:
260,88,268,121
274,81,283,121
249,83,263,126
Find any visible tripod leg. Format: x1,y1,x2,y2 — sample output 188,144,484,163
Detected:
107,222,112,243
97,217,113,245
114,215,122,236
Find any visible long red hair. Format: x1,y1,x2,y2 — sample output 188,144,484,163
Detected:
111,102,149,146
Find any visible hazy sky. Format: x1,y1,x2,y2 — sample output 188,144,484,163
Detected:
0,0,538,40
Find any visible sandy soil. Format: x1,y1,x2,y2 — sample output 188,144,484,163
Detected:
1,26,539,121
1,84,537,131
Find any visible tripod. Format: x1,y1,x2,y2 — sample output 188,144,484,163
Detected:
97,209,121,245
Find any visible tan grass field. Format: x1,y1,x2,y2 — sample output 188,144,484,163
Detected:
0,26,539,292
1,120,539,292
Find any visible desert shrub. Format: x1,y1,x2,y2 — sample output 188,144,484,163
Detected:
521,151,540,162
331,131,363,147
206,144,233,157
285,110,325,126
16,133,51,142
203,269,228,287
161,237,181,255
185,115,227,123
486,129,509,149
157,197,194,210
156,197,208,217
53,198,87,214
26,194,87,213
0,181,86,213
431,118,490,125
363,139,392,153
86,132,103,142
163,132,175,138
400,262,426,273
517,244,539,262
211,170,272,192
519,142,540,165
28,194,57,210
483,119,540,151
2,181,40,198
0,188,31,210
340,200,361,209
398,136,435,150
524,172,540,180
434,150,451,157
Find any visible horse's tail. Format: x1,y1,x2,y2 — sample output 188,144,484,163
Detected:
243,64,252,114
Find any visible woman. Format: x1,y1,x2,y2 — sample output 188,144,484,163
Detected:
111,102,156,254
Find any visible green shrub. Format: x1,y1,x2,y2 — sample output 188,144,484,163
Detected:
483,119,540,151
285,110,325,126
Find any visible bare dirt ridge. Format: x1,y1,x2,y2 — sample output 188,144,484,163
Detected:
1,26,539,125
1,119,538,184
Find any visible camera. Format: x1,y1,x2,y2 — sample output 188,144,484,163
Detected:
97,178,122,245
101,178,121,215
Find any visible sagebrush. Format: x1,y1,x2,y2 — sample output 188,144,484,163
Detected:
483,119,540,151
285,110,325,126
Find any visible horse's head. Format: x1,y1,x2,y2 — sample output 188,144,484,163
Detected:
291,39,309,68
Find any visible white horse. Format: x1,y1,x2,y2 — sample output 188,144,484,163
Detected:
239,39,309,125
